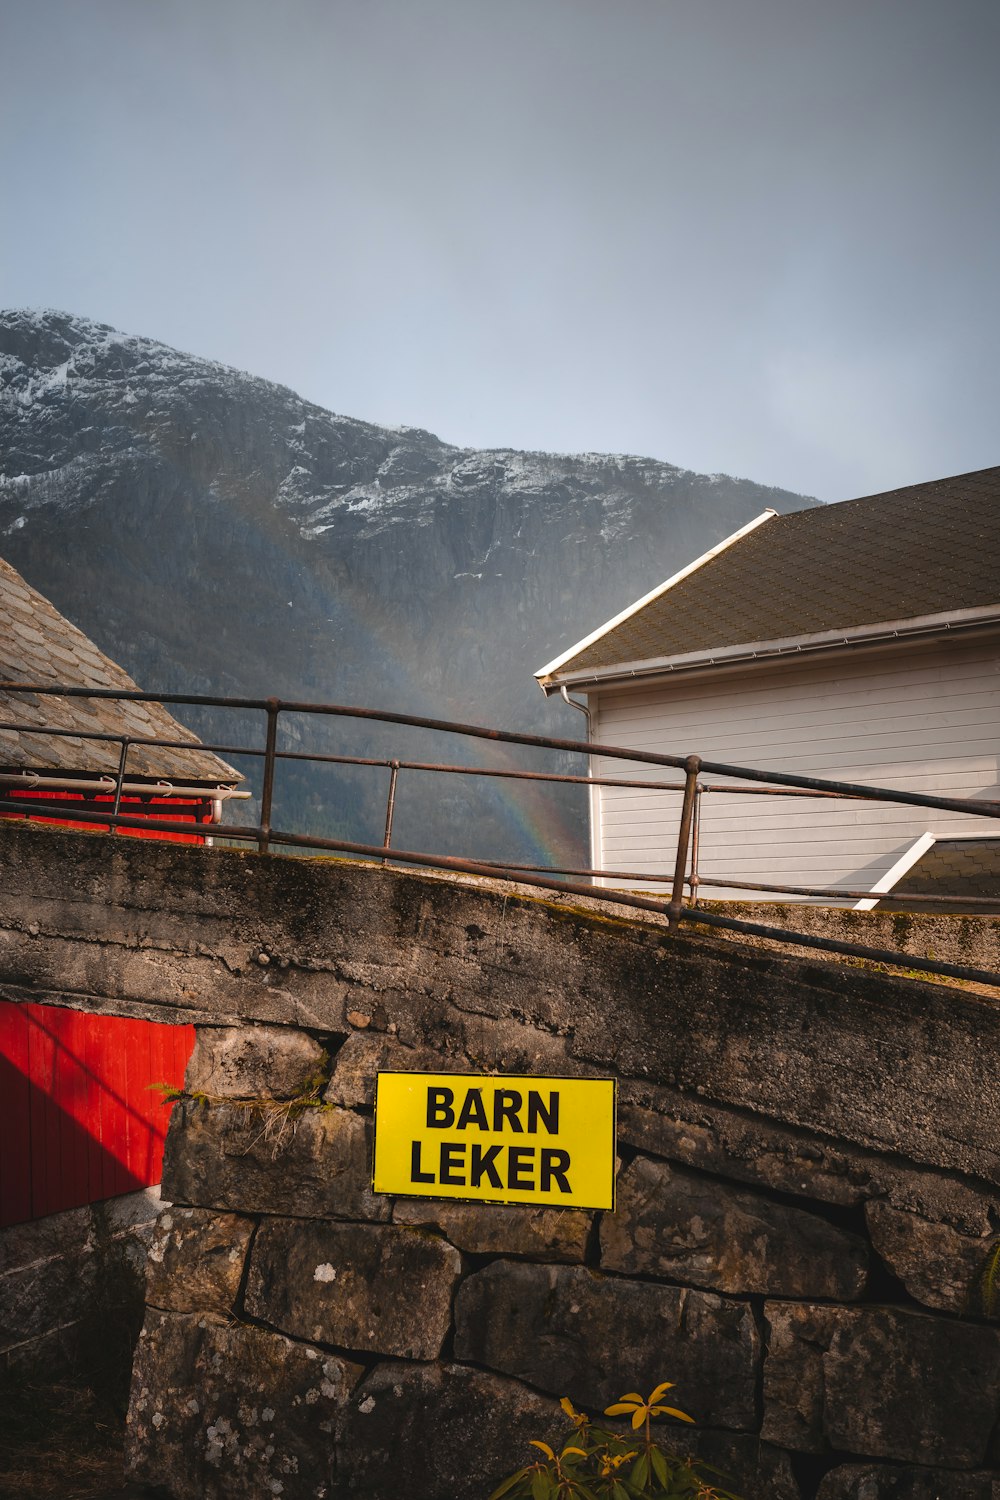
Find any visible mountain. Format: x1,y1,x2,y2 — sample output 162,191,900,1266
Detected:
0,308,818,866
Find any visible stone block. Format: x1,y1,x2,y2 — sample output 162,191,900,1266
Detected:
761,1303,842,1453
668,1428,802,1500
823,1306,1000,1468
865,1202,1000,1315
144,1207,255,1317
126,1308,363,1500
0,1190,160,1388
1,1319,89,1380
618,1092,995,1234
392,1196,591,1260
601,1155,868,1298
324,1032,471,1108
161,1098,390,1221
0,1243,98,1356
324,1018,587,1109
96,1185,163,1237
0,1200,93,1274
454,1259,759,1430
245,1218,461,1360
818,1463,1000,1499
336,1360,565,1500
763,1301,1000,1467
186,1024,329,1100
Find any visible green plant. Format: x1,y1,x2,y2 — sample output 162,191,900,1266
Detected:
147,1081,184,1103
974,1240,1000,1319
488,1382,740,1500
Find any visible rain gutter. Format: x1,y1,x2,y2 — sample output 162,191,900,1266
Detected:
540,602,1000,694
0,772,250,800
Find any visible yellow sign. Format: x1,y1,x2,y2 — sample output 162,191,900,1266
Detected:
373,1072,616,1210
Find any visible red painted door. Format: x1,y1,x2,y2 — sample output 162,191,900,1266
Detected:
0,1001,195,1228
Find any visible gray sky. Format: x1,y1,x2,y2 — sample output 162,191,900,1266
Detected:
2,0,998,501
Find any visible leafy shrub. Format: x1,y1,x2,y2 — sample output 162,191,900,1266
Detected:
488,1381,740,1500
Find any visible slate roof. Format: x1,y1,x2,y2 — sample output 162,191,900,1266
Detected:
0,555,240,783
539,466,1000,685
880,838,1000,913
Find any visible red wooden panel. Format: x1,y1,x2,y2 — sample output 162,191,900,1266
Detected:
125,1015,148,1190
130,1017,151,1189
0,1006,32,1226
0,791,214,844
80,1011,104,1204
80,1007,113,1204
146,1019,173,1185
0,1002,196,1228
52,1008,86,1206
28,1012,56,1218
104,1013,133,1198
106,1012,131,1197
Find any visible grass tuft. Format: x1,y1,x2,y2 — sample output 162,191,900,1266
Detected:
0,1378,127,1499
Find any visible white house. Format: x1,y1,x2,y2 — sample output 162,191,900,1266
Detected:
534,466,1000,905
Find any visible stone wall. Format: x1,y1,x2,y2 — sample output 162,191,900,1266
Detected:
2,825,1000,1499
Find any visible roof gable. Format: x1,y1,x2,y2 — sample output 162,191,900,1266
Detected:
536,466,1000,688
0,555,240,784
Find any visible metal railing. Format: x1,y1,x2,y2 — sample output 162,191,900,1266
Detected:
1,682,999,990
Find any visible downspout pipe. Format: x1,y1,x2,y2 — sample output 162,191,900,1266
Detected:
559,685,592,741
205,796,225,849
559,686,601,887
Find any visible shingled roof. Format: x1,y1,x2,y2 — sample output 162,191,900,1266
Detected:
536,466,1000,690
886,837,1000,907
0,555,240,784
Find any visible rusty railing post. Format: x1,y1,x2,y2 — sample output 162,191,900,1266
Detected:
667,754,701,930
689,783,703,908
110,737,130,834
258,699,280,854
382,759,400,864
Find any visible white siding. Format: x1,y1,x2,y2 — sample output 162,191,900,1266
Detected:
590,638,1000,902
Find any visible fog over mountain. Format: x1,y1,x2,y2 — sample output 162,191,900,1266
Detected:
0,309,817,866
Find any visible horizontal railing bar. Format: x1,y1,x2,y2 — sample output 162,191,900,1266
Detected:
0,684,284,712
676,871,1000,905
265,749,664,784
2,684,995,819
681,905,1000,984
0,719,264,761
257,826,1000,985
226,834,1000,986
1,807,259,841
6,785,981,907
243,831,1000,987
459,858,1000,909
271,750,852,797
5,801,998,988
0,720,852,798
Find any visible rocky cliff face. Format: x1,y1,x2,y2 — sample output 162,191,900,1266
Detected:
0,308,816,862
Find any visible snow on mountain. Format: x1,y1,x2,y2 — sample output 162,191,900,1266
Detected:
0,308,818,863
